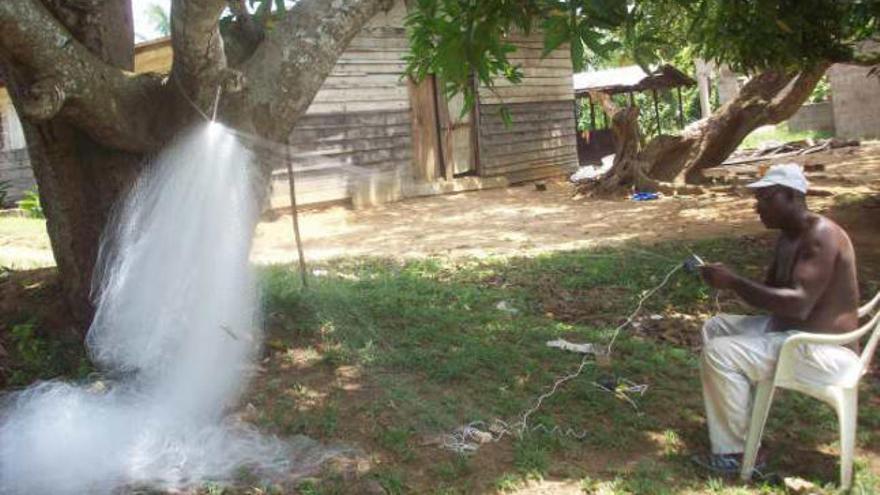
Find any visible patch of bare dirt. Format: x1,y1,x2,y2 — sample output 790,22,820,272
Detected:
253,143,880,265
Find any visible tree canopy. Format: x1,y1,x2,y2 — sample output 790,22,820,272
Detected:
405,0,879,113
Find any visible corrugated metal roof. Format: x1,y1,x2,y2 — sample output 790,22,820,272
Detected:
572,65,648,92
572,64,695,95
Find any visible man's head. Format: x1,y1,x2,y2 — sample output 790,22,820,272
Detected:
746,163,808,229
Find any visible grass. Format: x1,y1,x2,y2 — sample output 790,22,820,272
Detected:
3,234,878,493
0,215,54,268
245,235,880,493
739,123,833,150
0,215,50,249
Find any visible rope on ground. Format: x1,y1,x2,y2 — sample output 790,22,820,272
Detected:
606,263,683,354
441,260,685,455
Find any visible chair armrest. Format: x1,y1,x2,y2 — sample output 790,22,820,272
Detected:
775,328,867,379
782,328,868,348
859,291,880,319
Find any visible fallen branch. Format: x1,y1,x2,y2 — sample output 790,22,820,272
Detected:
722,139,833,166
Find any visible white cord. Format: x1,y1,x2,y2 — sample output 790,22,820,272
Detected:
606,263,683,354
442,261,686,454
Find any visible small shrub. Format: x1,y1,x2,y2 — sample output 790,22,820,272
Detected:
809,75,831,103
17,189,44,219
8,321,61,385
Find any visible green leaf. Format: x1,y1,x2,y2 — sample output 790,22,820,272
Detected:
571,38,585,72
499,106,513,128
542,15,572,56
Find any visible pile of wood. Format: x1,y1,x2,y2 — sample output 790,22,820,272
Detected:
704,161,828,192
701,137,865,196
722,137,859,166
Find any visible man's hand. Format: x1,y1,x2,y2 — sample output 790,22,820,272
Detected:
700,263,737,290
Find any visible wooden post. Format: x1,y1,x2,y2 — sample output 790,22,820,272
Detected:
470,73,482,177
435,80,455,181
285,140,308,288
677,86,685,128
629,91,635,108
407,76,442,181
652,89,661,136
588,94,596,130
430,76,450,180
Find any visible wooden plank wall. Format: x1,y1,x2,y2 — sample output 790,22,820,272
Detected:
270,1,413,208
477,33,578,183
134,37,172,73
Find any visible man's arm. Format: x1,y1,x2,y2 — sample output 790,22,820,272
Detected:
701,226,838,321
764,240,778,286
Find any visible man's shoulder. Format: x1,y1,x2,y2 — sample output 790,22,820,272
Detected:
808,214,847,238
806,215,853,253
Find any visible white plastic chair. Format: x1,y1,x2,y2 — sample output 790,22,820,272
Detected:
740,291,880,489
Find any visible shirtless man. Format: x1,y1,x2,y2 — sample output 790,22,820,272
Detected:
693,163,861,474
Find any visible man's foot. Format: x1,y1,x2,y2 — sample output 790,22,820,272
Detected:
691,452,767,476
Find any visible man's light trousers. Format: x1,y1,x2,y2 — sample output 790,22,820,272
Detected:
700,314,860,454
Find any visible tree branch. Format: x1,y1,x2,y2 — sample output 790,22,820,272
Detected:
766,63,830,122
170,0,230,113
237,0,393,140
0,0,168,152
226,0,263,46
851,50,880,66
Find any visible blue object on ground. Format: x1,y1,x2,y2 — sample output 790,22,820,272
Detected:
631,192,660,201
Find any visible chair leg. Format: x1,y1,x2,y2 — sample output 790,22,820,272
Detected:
741,380,775,481
837,388,858,490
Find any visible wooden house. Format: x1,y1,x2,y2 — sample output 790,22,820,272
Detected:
0,0,580,207
271,0,578,208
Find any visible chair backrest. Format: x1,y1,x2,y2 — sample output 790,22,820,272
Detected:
858,291,880,319
859,291,880,371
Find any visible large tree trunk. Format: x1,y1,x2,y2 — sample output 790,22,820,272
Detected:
1,1,154,326
585,91,701,196
586,91,654,194
23,120,145,326
589,64,829,193
653,65,830,183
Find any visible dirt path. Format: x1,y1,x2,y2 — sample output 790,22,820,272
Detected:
253,142,880,264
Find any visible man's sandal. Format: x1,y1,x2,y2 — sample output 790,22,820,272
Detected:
691,452,767,477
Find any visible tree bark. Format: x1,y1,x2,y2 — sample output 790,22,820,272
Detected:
0,0,171,152
586,91,648,193
584,91,702,196
0,0,151,326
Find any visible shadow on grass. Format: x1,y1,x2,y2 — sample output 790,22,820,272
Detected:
0,266,89,388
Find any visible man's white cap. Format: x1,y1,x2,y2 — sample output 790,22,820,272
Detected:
746,163,809,194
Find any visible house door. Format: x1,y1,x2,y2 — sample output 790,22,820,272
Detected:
407,75,478,182
436,83,477,179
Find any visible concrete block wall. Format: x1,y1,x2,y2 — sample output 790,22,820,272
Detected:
787,101,835,134
0,148,35,204
828,63,880,140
